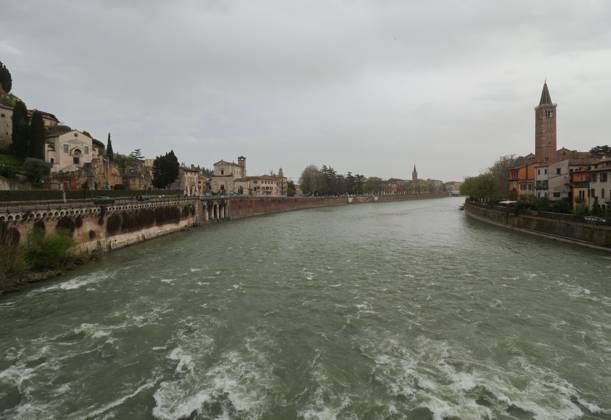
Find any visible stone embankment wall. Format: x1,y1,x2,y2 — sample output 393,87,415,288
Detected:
227,196,346,219
0,193,448,256
0,197,202,255
464,201,611,251
226,193,448,219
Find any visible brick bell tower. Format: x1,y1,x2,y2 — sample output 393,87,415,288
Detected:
535,81,557,163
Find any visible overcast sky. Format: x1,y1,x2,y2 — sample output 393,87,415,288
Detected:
2,1,611,181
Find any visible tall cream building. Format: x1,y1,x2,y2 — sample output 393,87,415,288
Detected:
45,127,101,173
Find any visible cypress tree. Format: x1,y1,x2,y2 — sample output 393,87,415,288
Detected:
11,101,29,159
0,61,12,93
29,111,46,160
106,133,114,161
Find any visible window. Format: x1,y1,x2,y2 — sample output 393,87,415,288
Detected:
545,110,553,118
221,170,224,175
601,173,608,183
537,169,540,175
73,157,80,165
556,168,561,175
591,189,596,198
0,113,4,118
63,144,69,153
553,192,561,198
603,189,606,199
50,158,54,165
84,146,89,154
544,169,548,174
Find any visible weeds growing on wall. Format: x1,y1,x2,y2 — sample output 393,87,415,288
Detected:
24,228,74,271
0,243,26,276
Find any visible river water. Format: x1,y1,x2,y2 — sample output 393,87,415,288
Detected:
1,197,610,419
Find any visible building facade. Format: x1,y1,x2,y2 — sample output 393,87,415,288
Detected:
547,159,595,202
0,105,59,152
534,164,548,199
234,174,287,196
589,158,611,210
171,166,201,196
45,128,100,173
210,156,246,194
509,162,536,199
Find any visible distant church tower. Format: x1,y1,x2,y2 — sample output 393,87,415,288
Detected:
412,165,418,181
535,82,557,163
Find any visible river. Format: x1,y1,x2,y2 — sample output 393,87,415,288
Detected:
1,197,610,419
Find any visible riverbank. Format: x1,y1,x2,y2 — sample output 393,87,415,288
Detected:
464,201,611,252
0,193,449,293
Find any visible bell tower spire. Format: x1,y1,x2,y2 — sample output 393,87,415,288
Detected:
535,81,557,163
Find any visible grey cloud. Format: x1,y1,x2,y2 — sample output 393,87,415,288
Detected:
2,0,611,181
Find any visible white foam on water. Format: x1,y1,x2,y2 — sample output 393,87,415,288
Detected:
153,386,211,420
190,268,202,272
153,329,276,420
160,278,175,284
83,378,158,418
556,280,611,307
364,335,606,420
168,347,194,374
298,349,353,420
30,271,112,294
329,283,342,288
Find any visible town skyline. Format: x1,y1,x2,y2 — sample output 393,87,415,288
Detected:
2,1,611,181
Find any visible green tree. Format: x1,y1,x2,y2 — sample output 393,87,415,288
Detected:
299,165,321,195
29,111,46,159
354,174,366,194
488,155,520,199
460,173,501,202
590,145,611,157
22,158,50,184
152,150,180,188
365,177,383,195
0,61,12,93
25,228,74,271
129,148,145,162
287,180,296,196
106,133,114,161
11,100,29,158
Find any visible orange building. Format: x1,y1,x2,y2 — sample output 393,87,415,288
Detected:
508,162,537,199
570,169,590,208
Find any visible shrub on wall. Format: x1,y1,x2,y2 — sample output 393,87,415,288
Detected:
0,223,25,275
24,228,74,271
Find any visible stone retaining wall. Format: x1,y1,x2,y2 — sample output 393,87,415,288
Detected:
464,201,611,251
226,193,448,219
1,193,449,257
